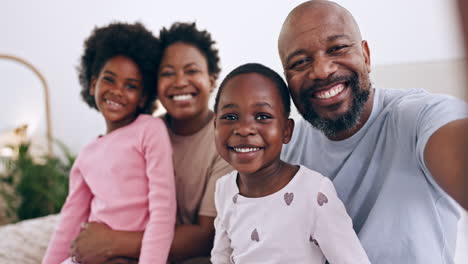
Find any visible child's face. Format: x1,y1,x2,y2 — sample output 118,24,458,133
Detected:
90,55,146,132
158,42,215,120
215,73,293,175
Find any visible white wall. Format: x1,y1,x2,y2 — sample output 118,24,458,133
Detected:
1,0,466,262
371,59,468,100
1,0,465,153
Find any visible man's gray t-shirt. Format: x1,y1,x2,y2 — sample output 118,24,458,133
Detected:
281,88,467,264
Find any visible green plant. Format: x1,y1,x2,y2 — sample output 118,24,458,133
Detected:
0,141,75,222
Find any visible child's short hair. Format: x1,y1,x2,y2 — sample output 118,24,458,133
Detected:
214,63,291,117
159,22,221,80
78,22,160,114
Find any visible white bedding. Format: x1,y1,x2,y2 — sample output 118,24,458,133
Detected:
0,214,58,264
0,212,466,263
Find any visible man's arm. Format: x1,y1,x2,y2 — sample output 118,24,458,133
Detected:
424,119,468,210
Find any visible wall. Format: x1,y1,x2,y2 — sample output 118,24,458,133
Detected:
372,59,467,100
1,0,464,153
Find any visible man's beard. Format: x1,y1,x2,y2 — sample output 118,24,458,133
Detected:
299,72,370,138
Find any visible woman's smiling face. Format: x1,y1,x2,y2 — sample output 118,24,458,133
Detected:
157,42,215,121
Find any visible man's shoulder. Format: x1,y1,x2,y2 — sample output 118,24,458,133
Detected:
380,88,426,107
379,88,457,110
376,88,464,123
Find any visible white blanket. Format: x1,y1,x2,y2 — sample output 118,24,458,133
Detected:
0,214,58,264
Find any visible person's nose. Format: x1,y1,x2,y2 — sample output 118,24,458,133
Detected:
174,72,189,89
110,80,125,95
308,55,337,81
234,118,256,137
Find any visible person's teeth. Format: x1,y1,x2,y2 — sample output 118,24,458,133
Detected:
316,84,344,99
173,94,193,101
106,100,122,107
234,147,260,153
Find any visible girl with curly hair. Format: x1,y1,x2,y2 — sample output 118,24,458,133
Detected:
42,22,176,264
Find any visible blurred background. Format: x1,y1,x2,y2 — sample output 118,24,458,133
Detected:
1,0,466,262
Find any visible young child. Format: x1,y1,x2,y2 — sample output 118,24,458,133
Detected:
211,63,370,264
67,22,233,264
42,22,176,264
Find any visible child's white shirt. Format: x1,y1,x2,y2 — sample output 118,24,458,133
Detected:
211,165,370,264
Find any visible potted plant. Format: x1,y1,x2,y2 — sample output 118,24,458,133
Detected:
0,141,74,223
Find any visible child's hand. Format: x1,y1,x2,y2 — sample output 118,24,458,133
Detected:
71,222,116,264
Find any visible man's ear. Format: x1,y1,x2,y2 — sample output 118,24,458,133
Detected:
362,40,371,73
209,75,216,93
283,118,295,144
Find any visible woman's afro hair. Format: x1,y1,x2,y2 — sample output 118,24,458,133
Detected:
159,22,221,80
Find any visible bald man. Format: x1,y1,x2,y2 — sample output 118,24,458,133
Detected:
278,1,468,263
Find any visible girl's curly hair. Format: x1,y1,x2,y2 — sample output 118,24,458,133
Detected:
78,22,160,114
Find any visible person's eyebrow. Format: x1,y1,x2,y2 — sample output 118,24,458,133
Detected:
103,70,140,83
220,102,273,110
253,102,273,109
126,78,141,83
159,65,174,69
221,103,238,110
285,34,353,66
103,70,117,76
184,62,199,68
285,49,306,66
327,34,352,42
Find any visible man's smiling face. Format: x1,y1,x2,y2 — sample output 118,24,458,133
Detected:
278,1,372,138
